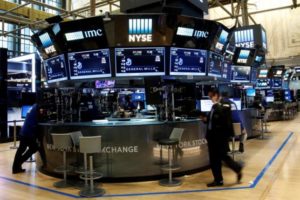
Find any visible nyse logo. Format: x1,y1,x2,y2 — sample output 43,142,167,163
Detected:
128,19,153,43
65,29,103,41
234,29,255,48
236,42,255,48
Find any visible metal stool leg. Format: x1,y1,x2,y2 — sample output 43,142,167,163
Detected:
53,151,72,188
79,156,105,197
232,137,235,161
159,145,181,187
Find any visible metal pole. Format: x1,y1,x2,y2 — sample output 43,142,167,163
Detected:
90,0,96,16
10,120,18,149
89,156,94,193
215,0,234,18
168,146,172,183
241,0,249,26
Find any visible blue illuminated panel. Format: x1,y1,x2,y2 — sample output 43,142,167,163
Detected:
170,47,207,76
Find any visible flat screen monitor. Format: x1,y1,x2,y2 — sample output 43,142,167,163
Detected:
284,90,292,101
271,79,282,89
266,90,273,97
215,29,229,53
237,50,250,64
246,88,256,97
273,69,283,78
44,54,68,83
200,99,213,112
169,47,207,76
115,47,165,77
255,55,263,63
256,79,271,89
68,49,111,80
231,66,251,82
229,98,242,110
265,96,274,103
208,52,223,77
258,69,269,79
251,67,257,83
221,61,232,80
131,93,145,102
95,80,115,88
39,32,53,48
21,105,32,119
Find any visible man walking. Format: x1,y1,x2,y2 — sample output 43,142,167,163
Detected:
206,90,243,187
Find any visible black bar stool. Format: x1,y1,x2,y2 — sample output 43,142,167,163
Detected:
158,128,184,187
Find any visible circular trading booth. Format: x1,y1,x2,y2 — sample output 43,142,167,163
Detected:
33,13,264,179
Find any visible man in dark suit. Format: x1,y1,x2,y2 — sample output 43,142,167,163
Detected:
205,90,243,187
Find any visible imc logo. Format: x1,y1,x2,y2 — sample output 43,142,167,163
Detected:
234,29,254,48
65,29,103,41
128,18,152,42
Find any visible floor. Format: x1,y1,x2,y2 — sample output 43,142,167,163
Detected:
0,115,299,200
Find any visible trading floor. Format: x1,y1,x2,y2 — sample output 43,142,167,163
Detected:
0,115,299,200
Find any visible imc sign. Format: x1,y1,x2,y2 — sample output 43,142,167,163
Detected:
176,27,209,39
65,29,103,41
234,29,255,48
128,18,153,42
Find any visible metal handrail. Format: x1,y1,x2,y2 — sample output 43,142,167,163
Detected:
0,120,25,149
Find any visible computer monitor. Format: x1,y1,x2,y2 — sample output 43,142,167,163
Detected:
200,99,213,112
21,105,32,119
229,98,242,110
115,47,165,77
169,47,207,76
68,49,111,79
246,89,256,97
265,96,274,103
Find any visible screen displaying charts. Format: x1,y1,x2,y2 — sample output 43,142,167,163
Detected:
44,54,68,83
221,61,232,80
272,79,282,89
256,79,271,89
231,66,251,82
169,47,207,76
115,47,165,77
68,49,111,80
208,52,223,77
258,69,268,78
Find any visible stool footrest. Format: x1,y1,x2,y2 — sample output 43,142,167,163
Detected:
161,164,181,171
80,172,103,180
159,178,182,187
79,187,105,197
54,166,73,173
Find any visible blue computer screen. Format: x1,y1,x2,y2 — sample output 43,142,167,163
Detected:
21,105,32,119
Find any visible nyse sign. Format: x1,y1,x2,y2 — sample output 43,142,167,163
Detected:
128,18,153,43
128,34,152,42
236,41,255,48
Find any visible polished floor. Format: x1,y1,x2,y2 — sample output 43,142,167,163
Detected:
0,115,300,200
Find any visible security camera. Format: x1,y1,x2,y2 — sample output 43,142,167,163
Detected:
103,11,111,21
